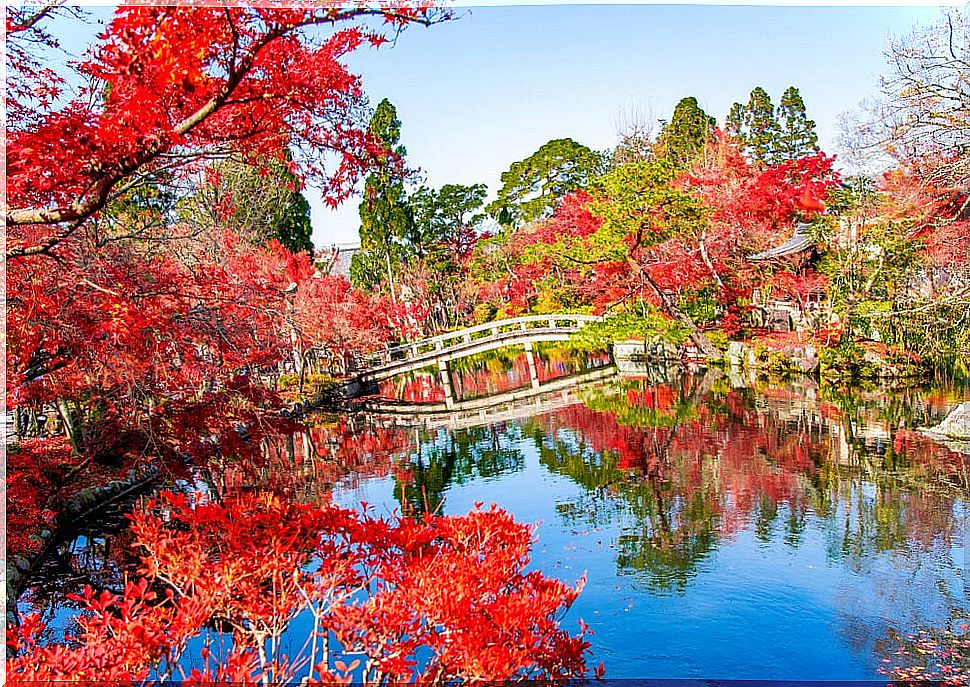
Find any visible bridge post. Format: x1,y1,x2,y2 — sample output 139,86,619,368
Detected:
438,358,455,410
523,340,540,390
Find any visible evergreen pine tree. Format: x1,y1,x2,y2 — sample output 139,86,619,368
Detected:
742,87,780,167
655,97,717,169
776,86,819,161
354,98,414,300
725,102,745,140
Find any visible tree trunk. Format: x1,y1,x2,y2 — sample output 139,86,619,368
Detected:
56,397,81,456
627,255,718,359
698,229,725,291
385,249,397,306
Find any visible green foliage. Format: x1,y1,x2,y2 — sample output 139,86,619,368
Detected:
473,302,498,324
355,98,414,292
410,183,486,254
276,190,314,254
703,329,730,352
817,340,873,378
817,339,923,380
180,155,314,253
654,97,716,169
870,300,970,361
447,345,527,374
579,380,698,429
819,177,970,362
677,286,720,326
819,218,923,330
727,86,818,166
277,373,335,392
350,247,395,293
724,102,745,140
727,86,780,166
776,86,819,161
569,309,689,351
823,175,878,216
584,159,707,258
487,138,605,227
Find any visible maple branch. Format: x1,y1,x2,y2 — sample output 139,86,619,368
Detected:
5,6,449,258
8,1,65,34
862,286,970,317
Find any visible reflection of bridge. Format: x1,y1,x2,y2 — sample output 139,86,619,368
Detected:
356,314,601,409
366,366,617,431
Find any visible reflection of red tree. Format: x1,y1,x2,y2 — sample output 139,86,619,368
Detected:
537,350,612,383
543,379,970,550
379,375,446,403
537,383,825,538
450,350,612,400
452,356,532,400
216,418,413,502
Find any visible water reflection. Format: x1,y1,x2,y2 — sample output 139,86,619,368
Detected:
396,425,527,515
19,359,970,679
357,366,970,677
526,372,969,592
378,344,613,403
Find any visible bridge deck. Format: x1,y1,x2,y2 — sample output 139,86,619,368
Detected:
357,314,600,381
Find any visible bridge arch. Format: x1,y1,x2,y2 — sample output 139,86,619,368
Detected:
355,314,602,409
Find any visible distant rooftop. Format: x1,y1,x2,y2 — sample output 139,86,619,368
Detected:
320,244,360,278
749,223,814,261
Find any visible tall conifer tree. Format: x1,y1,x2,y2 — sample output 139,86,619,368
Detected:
776,86,820,161
655,97,717,169
352,98,414,301
741,87,780,167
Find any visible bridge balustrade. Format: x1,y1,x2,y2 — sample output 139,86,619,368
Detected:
354,314,600,381
353,314,601,375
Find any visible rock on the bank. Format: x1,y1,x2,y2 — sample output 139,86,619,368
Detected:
726,341,818,374
926,401,970,440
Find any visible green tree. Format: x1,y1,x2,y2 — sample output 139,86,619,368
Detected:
727,86,781,167
411,183,487,249
725,102,745,140
776,86,819,161
180,155,314,253
654,97,717,169
576,160,718,357
353,98,414,301
409,182,487,327
487,138,604,227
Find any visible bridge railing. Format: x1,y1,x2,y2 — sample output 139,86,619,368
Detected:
355,314,601,371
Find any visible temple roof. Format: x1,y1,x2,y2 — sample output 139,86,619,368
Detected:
749,223,815,261
321,244,360,277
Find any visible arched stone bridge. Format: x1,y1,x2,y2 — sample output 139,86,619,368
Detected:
355,314,602,409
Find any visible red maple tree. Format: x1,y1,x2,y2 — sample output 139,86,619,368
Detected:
7,491,594,684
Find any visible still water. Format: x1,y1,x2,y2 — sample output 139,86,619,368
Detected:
20,346,970,679
344,354,970,679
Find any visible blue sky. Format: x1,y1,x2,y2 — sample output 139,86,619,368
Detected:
39,3,952,247
312,3,947,246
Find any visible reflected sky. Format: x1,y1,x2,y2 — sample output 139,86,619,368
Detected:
20,360,970,679
333,369,970,679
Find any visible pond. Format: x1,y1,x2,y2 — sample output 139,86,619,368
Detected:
19,347,970,680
